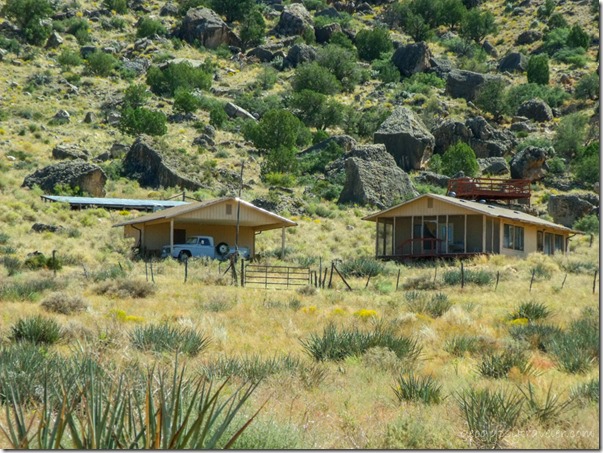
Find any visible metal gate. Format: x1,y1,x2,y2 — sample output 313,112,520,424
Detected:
243,264,311,289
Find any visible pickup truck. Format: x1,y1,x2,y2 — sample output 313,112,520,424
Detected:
160,236,250,261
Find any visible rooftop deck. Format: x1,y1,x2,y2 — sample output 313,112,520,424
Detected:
447,178,531,204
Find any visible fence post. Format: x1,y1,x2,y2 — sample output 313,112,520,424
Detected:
561,273,567,289
365,274,371,289
322,268,328,289
495,271,500,291
184,257,188,283
460,262,465,289
150,260,155,284
593,270,598,294
333,263,352,291
52,250,57,278
529,269,535,292
265,265,268,289
319,257,322,288
241,260,245,287
433,265,438,284
328,262,334,289
396,269,401,291
145,261,148,282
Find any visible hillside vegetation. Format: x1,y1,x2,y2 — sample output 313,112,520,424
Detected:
0,0,599,449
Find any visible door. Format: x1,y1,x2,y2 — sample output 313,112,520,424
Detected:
174,229,186,244
423,221,438,253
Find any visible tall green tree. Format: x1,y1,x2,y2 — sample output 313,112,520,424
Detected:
527,54,550,85
440,0,467,30
290,90,343,130
475,78,507,117
355,26,393,62
460,8,497,43
246,109,305,153
239,7,265,49
2,0,54,44
441,142,479,176
567,24,590,50
211,0,253,22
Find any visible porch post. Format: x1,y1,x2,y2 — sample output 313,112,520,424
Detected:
464,215,467,254
445,215,449,254
491,218,494,252
393,217,397,256
410,216,414,256
141,224,145,250
499,221,504,254
482,216,486,253
281,227,286,259
170,219,174,255
375,218,379,257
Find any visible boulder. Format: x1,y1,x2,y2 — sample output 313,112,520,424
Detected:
246,46,275,62
548,195,597,228
481,40,498,57
510,146,550,181
52,145,89,161
178,8,241,49
224,102,256,121
315,22,342,44
391,41,432,77
83,112,96,123
52,109,70,123
22,161,107,197
32,223,63,233
446,69,502,101
273,4,313,36
315,6,340,19
498,52,528,73
284,43,317,68
478,157,510,176
122,137,204,190
428,57,454,77
516,98,553,122
414,171,450,188
516,30,542,45
45,31,63,49
159,2,179,16
374,106,435,171
299,135,357,157
432,120,472,154
338,144,418,208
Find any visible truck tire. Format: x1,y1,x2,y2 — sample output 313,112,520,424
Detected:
216,242,229,256
178,251,191,262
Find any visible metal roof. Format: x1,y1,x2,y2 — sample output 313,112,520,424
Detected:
363,193,581,234
112,197,298,230
42,195,189,211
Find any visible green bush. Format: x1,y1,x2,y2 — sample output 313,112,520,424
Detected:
2,0,54,45
240,7,265,49
85,50,119,77
301,323,421,362
299,140,344,174
211,0,253,22
292,62,342,95
553,112,588,157
475,78,507,117
440,0,467,29
571,378,599,405
119,107,167,136
316,44,362,92
575,73,599,100
445,335,493,357
339,257,385,278
57,48,83,68
543,27,570,54
553,47,587,67
401,72,445,95
289,89,343,130
456,387,524,449
442,267,493,286
136,17,167,38
393,373,443,405
355,26,393,62
573,141,599,184
0,277,60,301
509,323,562,352
573,214,599,234
505,83,569,113
59,17,91,44
41,292,87,315
262,146,298,176
460,8,496,43
245,108,305,153
527,54,549,85
122,83,150,109
130,323,210,356
343,105,391,138
509,301,550,323
10,315,61,344
146,61,212,97
372,56,400,83
94,278,156,298
441,142,479,177
103,0,127,14
405,292,452,318
567,24,590,50
173,87,201,113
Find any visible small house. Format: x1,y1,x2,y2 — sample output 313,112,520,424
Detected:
363,193,579,259
113,197,297,258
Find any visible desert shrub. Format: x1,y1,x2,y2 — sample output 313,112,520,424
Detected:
245,108,305,153
0,277,60,301
2,0,54,45
440,0,467,29
299,141,344,174
201,354,299,382
566,24,590,50
224,418,306,449
92,264,127,281
94,278,156,298
339,257,385,278
478,349,529,379
24,252,61,271
527,54,550,86
103,0,127,12
393,373,443,405
136,16,167,38
58,17,91,44
119,107,167,136
509,301,550,323
509,323,562,352
122,83,150,109
445,335,493,357
355,26,393,62
342,105,391,138
570,378,599,405
460,8,496,43
289,89,344,130
239,7,266,49
146,61,212,97
573,141,600,185
85,50,119,77
292,62,342,95
317,44,363,92
543,27,570,54
505,83,569,113
441,142,479,177
2,256,21,276
211,0,253,22
41,292,87,315
301,323,421,362
553,47,587,67
573,214,599,234
405,292,452,318
575,73,599,100
442,267,493,286
130,323,210,356
372,55,400,83
456,387,523,449
475,78,507,117
554,112,588,157
10,315,61,344
57,49,82,68
401,72,445,94
0,36,22,54
173,87,201,113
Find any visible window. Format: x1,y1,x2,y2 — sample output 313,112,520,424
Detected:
537,231,543,252
503,224,524,251
427,198,433,208
554,234,564,253
226,204,232,215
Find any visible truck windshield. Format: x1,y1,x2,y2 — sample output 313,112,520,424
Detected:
185,237,198,244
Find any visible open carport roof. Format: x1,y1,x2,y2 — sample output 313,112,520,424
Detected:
112,197,297,231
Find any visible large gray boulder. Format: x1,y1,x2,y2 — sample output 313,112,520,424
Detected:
478,157,510,176
122,137,204,190
284,43,317,68
516,30,542,45
391,41,432,77
517,98,553,122
446,69,502,101
548,195,597,228
299,135,356,157
510,146,550,181
432,116,517,158
338,144,418,208
414,171,450,188
224,102,256,121
373,106,435,171
22,162,107,197
52,145,89,161
178,8,241,49
315,22,342,44
498,52,528,72
273,4,313,36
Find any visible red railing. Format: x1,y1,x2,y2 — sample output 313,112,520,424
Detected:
447,178,531,201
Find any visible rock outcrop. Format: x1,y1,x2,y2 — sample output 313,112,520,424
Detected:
284,43,317,68
517,98,553,122
548,195,598,228
22,162,107,197
391,41,432,77
52,145,89,161
122,137,204,190
478,157,510,176
373,106,435,171
178,8,241,49
273,4,313,36
510,146,550,181
498,52,528,72
446,69,502,101
338,144,418,208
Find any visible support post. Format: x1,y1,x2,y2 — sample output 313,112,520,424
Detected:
52,250,57,277
593,270,598,294
184,256,188,283
495,271,500,291
333,263,352,291
241,260,245,287
281,227,286,260
150,260,155,283
393,217,397,256
461,261,465,289
169,219,174,256
463,215,467,254
375,218,380,257
445,215,449,254
328,262,334,289
322,267,328,289
561,273,567,289
396,269,401,291
482,215,486,253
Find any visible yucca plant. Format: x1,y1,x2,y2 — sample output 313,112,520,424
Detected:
201,354,300,382
509,323,563,352
478,349,531,379
444,335,492,357
456,387,524,449
570,378,599,405
130,323,211,356
517,381,574,426
10,315,62,345
546,334,595,374
392,373,443,405
509,301,550,323
339,257,385,278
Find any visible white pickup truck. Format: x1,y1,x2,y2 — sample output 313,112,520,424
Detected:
160,236,250,261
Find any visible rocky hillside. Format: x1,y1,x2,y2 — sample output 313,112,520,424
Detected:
0,0,599,259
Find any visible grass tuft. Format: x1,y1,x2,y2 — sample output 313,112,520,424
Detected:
130,323,210,356
509,301,550,323
10,315,62,344
392,373,443,405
